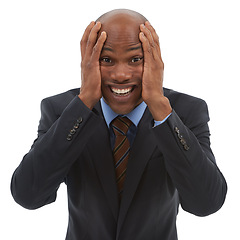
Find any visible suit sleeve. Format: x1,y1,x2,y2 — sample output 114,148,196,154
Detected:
11,96,100,209
152,99,227,216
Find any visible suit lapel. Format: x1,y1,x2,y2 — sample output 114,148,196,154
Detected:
89,102,119,221
117,108,157,236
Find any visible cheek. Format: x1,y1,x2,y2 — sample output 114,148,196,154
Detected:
100,67,112,87
136,64,143,79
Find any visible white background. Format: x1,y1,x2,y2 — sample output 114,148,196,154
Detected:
1,0,239,239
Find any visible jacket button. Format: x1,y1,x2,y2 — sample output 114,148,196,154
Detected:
70,129,76,135
174,127,179,134
77,117,83,123
180,138,186,145
74,123,80,129
178,134,183,139
67,134,72,141
184,144,190,151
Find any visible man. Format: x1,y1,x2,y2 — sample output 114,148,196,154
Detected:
11,9,227,240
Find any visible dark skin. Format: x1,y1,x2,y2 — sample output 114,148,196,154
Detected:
79,10,172,121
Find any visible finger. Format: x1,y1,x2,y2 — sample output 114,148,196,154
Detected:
145,21,162,59
140,24,159,60
139,31,152,63
80,21,95,59
85,22,102,57
145,22,159,46
92,31,107,61
140,24,155,49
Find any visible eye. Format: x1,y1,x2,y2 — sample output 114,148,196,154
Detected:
100,57,112,63
131,57,143,63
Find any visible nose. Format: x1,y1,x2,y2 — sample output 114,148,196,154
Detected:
110,63,132,83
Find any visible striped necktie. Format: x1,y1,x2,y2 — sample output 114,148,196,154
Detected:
111,116,133,200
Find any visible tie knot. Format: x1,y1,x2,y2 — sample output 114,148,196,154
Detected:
112,116,132,136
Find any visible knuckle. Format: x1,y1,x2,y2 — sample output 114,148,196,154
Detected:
87,39,93,46
81,60,92,69
147,46,152,53
152,63,159,71
150,41,155,48
162,61,164,69
80,38,84,46
86,61,93,69
92,44,98,53
81,61,86,69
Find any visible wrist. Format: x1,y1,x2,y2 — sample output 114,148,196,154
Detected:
147,96,172,121
78,93,96,110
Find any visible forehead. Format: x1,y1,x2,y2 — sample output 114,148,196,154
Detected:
104,25,140,48
99,15,144,49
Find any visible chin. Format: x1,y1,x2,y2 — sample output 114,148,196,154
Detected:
113,108,133,115
102,87,143,114
109,100,143,115
108,104,131,115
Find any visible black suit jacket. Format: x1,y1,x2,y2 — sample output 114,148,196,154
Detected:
11,88,227,240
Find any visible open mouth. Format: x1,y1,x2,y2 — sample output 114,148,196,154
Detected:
110,86,134,96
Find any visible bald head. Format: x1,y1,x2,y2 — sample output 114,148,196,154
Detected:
96,9,147,48
96,9,147,24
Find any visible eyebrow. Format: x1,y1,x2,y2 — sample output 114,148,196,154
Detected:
102,45,142,53
102,47,114,52
127,46,142,52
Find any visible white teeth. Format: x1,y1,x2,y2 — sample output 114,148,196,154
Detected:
111,87,132,95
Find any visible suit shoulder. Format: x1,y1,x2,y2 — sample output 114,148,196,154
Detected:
42,88,80,104
163,88,209,125
41,88,80,115
164,88,207,108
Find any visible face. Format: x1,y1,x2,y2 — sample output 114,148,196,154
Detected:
99,19,144,115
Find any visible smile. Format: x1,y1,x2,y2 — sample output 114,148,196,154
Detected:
110,86,134,96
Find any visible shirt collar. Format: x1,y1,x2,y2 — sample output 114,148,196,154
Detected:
100,98,147,128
